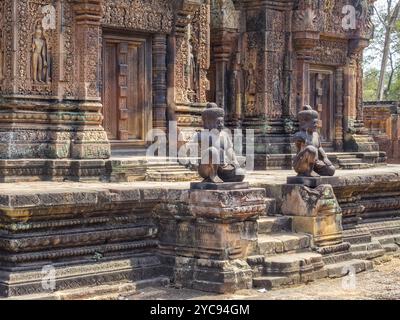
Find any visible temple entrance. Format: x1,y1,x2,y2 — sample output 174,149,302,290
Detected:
309,68,335,146
102,32,152,150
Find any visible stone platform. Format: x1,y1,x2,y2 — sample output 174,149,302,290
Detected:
1,166,400,298
0,157,199,183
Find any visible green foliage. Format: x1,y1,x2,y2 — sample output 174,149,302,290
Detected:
363,0,400,101
363,69,380,101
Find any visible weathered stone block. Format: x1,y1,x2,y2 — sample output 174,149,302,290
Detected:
281,184,343,247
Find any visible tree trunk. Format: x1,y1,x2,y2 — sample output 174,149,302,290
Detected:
377,2,400,101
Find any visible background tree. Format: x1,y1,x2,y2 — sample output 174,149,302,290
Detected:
364,0,400,101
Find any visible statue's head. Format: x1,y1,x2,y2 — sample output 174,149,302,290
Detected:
202,103,225,132
298,105,319,132
35,24,43,38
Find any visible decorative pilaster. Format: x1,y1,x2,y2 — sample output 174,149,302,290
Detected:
73,0,103,101
334,67,344,151
71,0,110,159
153,34,168,130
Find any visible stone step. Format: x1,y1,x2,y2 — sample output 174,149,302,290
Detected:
370,226,400,237
324,259,373,278
257,233,311,255
264,199,277,216
382,243,400,253
252,276,300,290
340,163,373,170
146,169,193,174
145,173,199,182
350,241,383,252
147,165,192,170
338,158,362,164
247,255,265,277
335,154,359,159
352,249,386,260
374,234,400,245
3,277,170,300
322,252,354,265
257,216,292,234
263,252,324,276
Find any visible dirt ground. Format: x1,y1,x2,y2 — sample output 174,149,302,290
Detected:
127,256,400,300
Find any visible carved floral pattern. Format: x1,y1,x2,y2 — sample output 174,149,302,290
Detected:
101,0,174,33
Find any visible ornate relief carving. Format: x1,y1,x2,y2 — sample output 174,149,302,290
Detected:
11,0,58,96
309,39,348,66
101,0,174,33
176,3,210,105
31,23,49,84
355,0,375,38
293,5,318,31
211,0,239,30
0,1,4,84
2,0,12,94
62,1,75,98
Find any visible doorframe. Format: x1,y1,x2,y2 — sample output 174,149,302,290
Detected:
309,65,336,147
101,30,153,150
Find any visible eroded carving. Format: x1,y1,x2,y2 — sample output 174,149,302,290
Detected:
31,23,49,84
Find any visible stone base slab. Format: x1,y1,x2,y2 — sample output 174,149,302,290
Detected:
172,257,253,294
0,255,166,298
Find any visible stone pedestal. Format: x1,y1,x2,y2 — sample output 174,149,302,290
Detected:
287,176,322,188
281,184,343,247
157,185,266,293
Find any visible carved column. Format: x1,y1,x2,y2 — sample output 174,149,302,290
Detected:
212,30,237,113
334,67,344,151
153,34,168,130
342,58,353,133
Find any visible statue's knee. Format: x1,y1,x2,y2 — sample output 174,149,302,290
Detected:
201,147,220,165
326,165,336,177
305,145,318,156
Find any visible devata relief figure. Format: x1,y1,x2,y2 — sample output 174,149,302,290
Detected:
292,105,335,177
32,24,48,83
192,103,245,183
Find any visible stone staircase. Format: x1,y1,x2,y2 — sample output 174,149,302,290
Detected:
248,210,373,290
344,221,400,261
145,162,200,182
106,157,200,182
336,154,373,170
327,152,387,170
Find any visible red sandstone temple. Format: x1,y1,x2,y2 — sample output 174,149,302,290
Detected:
0,0,398,300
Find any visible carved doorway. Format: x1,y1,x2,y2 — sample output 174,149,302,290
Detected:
309,68,335,147
102,33,152,150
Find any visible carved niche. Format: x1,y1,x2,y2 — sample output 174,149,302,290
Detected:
31,23,49,84
175,3,210,104
13,0,58,96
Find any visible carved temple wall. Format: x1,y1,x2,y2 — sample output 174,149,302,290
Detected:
0,0,378,168
207,0,377,161
364,101,400,162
